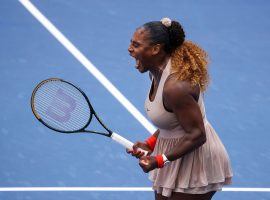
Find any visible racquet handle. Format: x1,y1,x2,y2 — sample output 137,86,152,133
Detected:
111,132,148,156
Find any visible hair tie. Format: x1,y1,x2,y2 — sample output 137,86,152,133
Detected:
160,17,172,28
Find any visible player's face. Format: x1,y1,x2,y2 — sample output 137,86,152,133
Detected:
128,28,154,73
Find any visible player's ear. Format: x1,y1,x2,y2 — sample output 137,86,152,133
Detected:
151,44,161,56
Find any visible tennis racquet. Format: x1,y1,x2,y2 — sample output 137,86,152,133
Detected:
31,78,147,155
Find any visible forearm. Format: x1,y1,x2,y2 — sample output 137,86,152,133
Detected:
166,128,206,161
139,129,206,172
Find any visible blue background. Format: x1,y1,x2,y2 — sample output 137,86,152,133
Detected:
0,0,270,199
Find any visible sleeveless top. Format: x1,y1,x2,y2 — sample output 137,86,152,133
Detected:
144,59,233,197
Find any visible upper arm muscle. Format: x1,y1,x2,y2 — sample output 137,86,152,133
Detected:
163,79,204,133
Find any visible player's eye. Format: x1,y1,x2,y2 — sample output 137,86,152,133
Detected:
133,43,139,48
130,40,140,48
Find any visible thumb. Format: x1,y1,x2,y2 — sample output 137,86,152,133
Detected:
139,156,150,166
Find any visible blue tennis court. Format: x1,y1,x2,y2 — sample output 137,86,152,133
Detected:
1,0,270,199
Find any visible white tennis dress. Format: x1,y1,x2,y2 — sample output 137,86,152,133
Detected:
145,60,233,197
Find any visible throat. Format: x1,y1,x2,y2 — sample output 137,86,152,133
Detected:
149,79,158,102
148,56,170,102
149,71,163,102
149,56,170,81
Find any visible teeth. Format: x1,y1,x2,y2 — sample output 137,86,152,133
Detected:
136,59,139,66
135,59,139,69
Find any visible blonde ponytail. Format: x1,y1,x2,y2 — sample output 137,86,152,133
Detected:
171,41,210,91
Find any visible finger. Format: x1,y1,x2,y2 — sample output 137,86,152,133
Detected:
126,149,133,154
129,149,140,157
139,158,150,166
134,151,143,158
138,151,145,158
128,148,142,157
139,157,145,166
133,141,140,148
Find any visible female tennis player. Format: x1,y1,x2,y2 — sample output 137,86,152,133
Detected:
127,18,233,200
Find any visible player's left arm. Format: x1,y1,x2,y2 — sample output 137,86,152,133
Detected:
139,78,207,173
163,79,206,161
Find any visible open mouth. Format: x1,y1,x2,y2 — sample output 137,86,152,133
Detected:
129,53,144,72
135,59,140,69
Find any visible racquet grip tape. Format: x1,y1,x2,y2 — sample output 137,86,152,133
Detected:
111,132,148,155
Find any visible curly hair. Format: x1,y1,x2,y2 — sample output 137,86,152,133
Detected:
171,41,210,92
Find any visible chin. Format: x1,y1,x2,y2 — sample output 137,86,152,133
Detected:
138,68,148,73
137,65,148,73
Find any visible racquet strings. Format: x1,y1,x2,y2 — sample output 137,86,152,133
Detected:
32,79,91,132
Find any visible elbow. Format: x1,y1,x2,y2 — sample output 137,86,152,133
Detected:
194,129,206,147
185,128,207,148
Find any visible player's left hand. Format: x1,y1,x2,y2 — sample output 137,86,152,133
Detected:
139,156,158,173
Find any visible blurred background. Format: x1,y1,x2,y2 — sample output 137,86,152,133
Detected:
0,0,270,199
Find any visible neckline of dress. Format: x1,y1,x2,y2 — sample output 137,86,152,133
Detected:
148,59,171,102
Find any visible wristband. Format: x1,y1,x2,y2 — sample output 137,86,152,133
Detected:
156,154,170,168
145,135,157,151
155,155,164,168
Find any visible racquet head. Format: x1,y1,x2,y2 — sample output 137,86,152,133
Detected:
31,78,94,133
31,78,148,153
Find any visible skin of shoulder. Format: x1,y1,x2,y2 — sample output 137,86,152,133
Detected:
163,74,200,110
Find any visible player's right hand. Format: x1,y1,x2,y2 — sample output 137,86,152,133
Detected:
126,141,152,158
